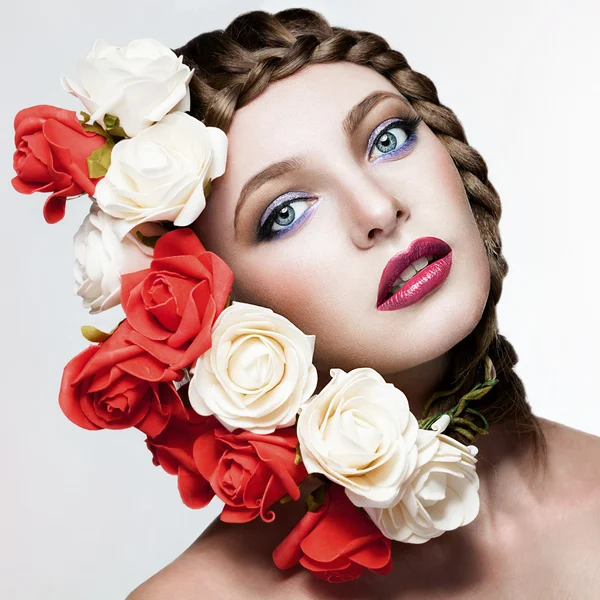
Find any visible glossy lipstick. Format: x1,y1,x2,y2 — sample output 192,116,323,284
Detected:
377,237,452,311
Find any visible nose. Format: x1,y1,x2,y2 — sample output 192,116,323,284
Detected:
340,170,409,249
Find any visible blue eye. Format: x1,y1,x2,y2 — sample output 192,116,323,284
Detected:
368,115,422,162
255,114,422,242
256,192,318,242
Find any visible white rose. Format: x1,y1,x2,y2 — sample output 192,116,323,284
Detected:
365,415,480,544
188,301,318,435
297,368,420,509
61,38,193,137
73,203,165,314
93,111,227,238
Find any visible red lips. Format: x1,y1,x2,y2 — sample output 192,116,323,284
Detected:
377,237,452,308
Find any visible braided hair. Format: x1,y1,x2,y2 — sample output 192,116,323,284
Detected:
174,8,547,465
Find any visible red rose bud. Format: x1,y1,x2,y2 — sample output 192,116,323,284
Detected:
59,321,186,436
272,484,393,583
193,425,307,523
11,105,106,223
121,228,234,371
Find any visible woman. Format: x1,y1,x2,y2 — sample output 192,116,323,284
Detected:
125,8,600,599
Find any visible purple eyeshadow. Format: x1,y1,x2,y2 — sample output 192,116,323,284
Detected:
256,114,421,241
260,190,312,228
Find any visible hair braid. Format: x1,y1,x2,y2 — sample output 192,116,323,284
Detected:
175,8,547,463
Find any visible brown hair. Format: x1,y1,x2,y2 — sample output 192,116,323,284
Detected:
175,8,547,465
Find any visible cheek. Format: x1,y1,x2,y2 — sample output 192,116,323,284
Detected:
229,253,323,329
419,135,491,297
204,130,493,374
228,241,356,367
455,236,491,335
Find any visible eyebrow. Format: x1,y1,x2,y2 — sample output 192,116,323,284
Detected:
233,90,410,232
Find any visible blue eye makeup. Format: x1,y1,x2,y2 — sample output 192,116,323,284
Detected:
367,114,422,163
256,191,319,242
255,113,422,242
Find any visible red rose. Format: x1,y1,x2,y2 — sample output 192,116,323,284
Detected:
193,425,307,523
59,320,186,436
11,105,105,223
146,395,216,509
121,228,234,371
272,484,392,583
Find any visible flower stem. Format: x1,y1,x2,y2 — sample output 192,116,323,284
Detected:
417,354,498,441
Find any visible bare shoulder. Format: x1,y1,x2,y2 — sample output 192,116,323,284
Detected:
126,419,600,600
125,522,226,600
537,417,600,515
125,513,300,600
538,416,600,467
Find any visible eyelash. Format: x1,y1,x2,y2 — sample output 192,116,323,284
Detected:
256,114,422,242
367,114,422,163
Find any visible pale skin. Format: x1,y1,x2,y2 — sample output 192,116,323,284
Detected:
128,62,600,599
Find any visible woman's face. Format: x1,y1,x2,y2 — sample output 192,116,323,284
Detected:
193,62,490,376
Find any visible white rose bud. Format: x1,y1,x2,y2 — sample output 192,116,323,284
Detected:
61,38,194,137
93,111,227,238
73,203,165,314
188,301,318,435
365,415,481,543
297,367,420,509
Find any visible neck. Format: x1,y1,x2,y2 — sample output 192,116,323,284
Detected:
315,351,452,419
384,351,453,418
314,352,547,525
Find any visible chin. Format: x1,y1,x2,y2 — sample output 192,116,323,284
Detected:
369,271,490,375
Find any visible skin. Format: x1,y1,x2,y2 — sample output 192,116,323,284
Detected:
192,61,490,411
127,62,600,599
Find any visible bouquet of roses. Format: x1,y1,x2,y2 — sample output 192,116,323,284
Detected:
10,38,493,584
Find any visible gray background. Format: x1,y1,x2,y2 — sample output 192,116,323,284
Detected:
1,0,598,598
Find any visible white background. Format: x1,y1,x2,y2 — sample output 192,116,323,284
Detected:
1,1,598,598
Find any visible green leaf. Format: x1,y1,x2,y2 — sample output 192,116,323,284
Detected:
108,125,128,139
484,354,497,381
103,113,129,139
79,111,91,124
104,113,118,129
79,111,128,141
462,381,497,401
81,319,122,344
81,325,112,343
306,485,327,513
82,121,111,140
279,494,293,505
87,139,115,178
135,230,162,249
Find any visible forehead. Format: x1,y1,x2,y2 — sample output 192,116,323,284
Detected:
220,62,404,187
